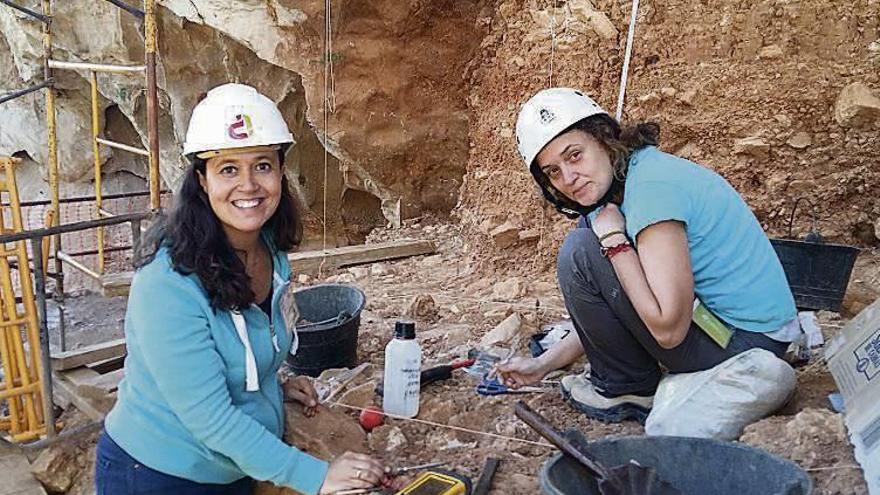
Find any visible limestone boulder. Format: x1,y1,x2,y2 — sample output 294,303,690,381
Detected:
834,82,880,129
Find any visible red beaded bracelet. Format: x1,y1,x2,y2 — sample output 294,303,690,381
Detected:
601,241,632,259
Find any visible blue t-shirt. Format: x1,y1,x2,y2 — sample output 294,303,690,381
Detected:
616,146,796,332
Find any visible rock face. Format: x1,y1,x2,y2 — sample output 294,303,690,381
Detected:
0,0,493,242
456,0,880,275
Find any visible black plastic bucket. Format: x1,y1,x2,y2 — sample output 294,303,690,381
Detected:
286,284,366,377
770,238,859,312
540,433,812,495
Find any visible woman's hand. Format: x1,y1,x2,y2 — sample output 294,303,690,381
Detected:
494,357,548,388
591,204,627,245
283,375,319,417
318,452,387,494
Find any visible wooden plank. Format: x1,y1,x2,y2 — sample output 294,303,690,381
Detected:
80,369,124,399
86,355,126,374
0,453,47,495
50,372,111,422
290,239,436,275
60,367,101,388
59,368,123,400
100,239,436,294
50,339,126,371
101,271,133,297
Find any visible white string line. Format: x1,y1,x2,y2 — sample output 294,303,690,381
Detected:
548,0,558,87
615,0,640,121
319,0,333,278
380,292,568,312
327,400,554,448
804,465,862,472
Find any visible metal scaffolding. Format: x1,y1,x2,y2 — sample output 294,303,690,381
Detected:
0,0,162,440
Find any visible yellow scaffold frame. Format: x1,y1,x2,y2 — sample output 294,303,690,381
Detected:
0,0,162,440
0,157,49,442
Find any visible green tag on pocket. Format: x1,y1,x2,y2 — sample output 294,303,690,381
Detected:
692,299,733,349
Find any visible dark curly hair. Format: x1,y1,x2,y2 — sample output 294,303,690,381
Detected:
135,150,302,311
529,113,660,218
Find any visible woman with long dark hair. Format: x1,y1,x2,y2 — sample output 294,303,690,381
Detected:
95,84,385,494
497,88,799,423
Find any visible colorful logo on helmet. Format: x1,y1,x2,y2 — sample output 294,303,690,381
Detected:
228,114,253,140
539,108,556,125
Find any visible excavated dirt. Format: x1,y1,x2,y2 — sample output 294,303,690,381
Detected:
43,217,879,494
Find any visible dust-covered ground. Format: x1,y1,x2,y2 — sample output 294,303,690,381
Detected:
39,216,878,494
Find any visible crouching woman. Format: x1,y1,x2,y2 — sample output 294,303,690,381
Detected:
498,88,799,423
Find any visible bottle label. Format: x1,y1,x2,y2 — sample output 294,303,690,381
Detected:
403,361,420,398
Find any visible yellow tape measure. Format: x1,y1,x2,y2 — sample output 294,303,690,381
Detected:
394,471,469,495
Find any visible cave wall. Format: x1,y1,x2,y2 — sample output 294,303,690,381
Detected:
1,0,495,245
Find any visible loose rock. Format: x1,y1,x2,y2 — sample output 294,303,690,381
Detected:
490,221,521,249
284,403,368,459
786,131,812,149
492,277,525,300
31,447,77,493
569,0,618,40
370,263,390,277
834,82,880,128
337,380,379,410
480,312,524,346
733,136,770,158
407,294,439,321
758,44,784,59
368,425,408,452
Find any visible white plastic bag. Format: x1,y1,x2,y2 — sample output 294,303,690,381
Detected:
645,348,796,441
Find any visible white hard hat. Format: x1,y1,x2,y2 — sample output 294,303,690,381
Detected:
183,83,295,159
515,88,607,169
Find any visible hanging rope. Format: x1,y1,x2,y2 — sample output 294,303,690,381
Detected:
319,0,335,277
548,0,559,87
328,400,554,448
615,0,640,121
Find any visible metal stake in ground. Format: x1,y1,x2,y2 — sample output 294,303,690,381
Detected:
513,401,681,495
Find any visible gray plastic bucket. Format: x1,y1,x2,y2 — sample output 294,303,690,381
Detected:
539,433,812,495
286,284,366,377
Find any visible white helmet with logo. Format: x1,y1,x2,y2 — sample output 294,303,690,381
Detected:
183,83,295,160
515,87,606,169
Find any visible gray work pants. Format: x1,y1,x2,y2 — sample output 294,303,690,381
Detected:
557,223,788,397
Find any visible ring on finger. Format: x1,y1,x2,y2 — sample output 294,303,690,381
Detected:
355,469,362,480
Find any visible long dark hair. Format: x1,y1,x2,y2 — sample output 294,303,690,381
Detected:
135,151,302,311
530,114,660,218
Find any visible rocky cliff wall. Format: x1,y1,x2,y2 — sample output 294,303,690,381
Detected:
458,0,880,271
1,0,493,244
2,0,878,254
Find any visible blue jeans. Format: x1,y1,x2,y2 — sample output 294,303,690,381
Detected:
95,431,255,495
558,224,789,397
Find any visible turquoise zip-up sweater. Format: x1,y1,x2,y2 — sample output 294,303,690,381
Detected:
104,243,329,494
